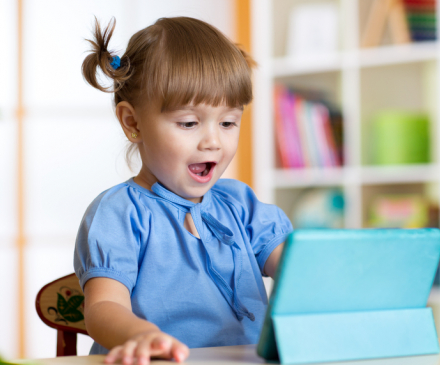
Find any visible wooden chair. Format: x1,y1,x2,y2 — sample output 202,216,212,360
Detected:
35,273,89,356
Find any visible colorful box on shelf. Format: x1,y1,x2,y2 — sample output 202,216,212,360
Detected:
369,194,429,228
291,188,345,229
258,229,440,364
372,110,430,165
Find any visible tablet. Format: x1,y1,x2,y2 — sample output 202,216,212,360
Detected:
257,228,440,361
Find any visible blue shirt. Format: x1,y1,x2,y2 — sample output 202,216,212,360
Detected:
74,178,292,354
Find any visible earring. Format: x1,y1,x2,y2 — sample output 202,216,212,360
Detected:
131,132,138,139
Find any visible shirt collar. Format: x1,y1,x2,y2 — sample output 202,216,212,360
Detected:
151,181,212,210
125,178,212,210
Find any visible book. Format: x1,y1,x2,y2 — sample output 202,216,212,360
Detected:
389,0,412,43
404,0,436,6
320,104,340,166
287,93,304,168
279,86,296,168
304,100,321,167
329,109,343,165
274,85,290,168
273,85,343,169
404,0,437,41
361,0,395,48
312,103,332,167
295,98,312,167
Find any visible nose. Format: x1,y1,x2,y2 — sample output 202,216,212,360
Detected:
198,126,221,151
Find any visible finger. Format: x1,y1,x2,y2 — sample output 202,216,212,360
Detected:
149,337,173,357
170,341,190,363
134,341,151,365
105,346,123,364
122,340,139,365
150,337,168,351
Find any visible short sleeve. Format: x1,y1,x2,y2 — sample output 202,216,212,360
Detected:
74,184,149,294
213,179,293,275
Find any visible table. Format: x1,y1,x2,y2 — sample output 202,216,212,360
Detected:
35,345,440,365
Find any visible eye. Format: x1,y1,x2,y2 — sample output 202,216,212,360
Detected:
178,121,198,129
220,121,238,128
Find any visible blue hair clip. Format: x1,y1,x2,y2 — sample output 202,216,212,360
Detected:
110,56,121,70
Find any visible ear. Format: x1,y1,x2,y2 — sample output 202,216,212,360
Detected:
116,101,142,142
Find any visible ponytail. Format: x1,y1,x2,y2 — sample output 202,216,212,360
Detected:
82,17,132,93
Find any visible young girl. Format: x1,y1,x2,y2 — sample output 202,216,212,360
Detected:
74,16,293,364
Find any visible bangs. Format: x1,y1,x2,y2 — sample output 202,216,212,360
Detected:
144,17,253,111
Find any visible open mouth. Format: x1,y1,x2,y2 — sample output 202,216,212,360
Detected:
188,162,216,176
188,162,217,183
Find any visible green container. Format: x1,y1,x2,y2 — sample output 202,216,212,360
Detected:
372,111,430,165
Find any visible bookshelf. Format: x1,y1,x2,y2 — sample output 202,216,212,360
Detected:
251,0,440,298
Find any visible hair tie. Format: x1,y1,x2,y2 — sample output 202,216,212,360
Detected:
110,56,121,70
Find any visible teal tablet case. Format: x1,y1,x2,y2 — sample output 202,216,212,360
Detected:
257,229,440,364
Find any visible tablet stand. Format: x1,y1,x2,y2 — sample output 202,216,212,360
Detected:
272,307,439,364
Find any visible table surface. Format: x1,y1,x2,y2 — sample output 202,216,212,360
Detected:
32,344,440,365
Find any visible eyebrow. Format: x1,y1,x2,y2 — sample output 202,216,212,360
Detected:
165,105,244,112
167,106,195,112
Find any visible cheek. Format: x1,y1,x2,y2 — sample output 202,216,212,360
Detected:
223,133,240,157
148,130,193,164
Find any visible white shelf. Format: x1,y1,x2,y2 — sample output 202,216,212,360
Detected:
273,164,439,189
360,164,440,185
358,42,439,68
273,52,342,77
272,42,439,78
274,167,348,188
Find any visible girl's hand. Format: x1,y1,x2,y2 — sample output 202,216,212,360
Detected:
104,330,190,365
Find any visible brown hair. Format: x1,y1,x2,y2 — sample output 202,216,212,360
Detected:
82,16,256,168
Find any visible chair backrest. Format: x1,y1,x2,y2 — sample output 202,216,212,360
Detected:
35,273,89,356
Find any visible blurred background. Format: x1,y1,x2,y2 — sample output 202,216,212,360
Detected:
1,0,440,359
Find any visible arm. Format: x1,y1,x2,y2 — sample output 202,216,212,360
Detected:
263,243,284,279
84,277,189,365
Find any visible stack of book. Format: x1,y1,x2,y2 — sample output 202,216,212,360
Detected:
404,0,437,41
361,0,437,47
274,85,343,169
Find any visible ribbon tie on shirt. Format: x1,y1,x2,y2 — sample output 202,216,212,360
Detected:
152,182,255,322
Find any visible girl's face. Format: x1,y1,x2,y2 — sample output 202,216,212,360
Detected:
134,101,243,203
